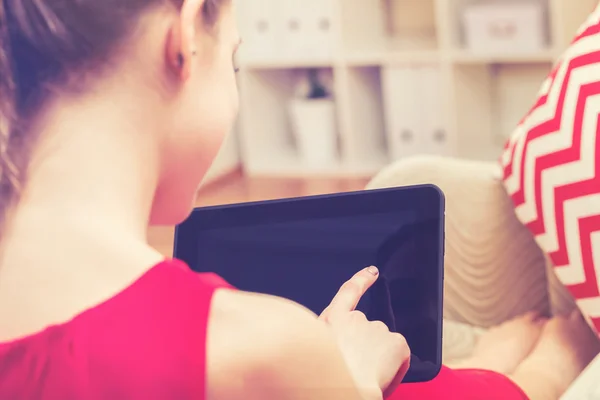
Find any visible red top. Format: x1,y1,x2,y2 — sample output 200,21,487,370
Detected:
0,259,528,400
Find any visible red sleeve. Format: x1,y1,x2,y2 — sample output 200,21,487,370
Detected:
388,366,529,400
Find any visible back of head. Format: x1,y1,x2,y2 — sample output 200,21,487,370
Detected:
0,1,20,230
0,0,226,232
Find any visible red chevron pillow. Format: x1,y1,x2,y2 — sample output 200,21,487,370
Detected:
501,5,600,334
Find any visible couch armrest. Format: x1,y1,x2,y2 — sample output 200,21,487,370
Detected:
367,156,550,327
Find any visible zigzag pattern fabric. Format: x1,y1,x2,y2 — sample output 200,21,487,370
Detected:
501,4,600,334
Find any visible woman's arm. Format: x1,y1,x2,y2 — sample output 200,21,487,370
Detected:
206,290,379,400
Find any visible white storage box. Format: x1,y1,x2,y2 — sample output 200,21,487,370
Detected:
382,65,422,160
280,0,336,62
235,0,282,63
462,0,547,54
382,64,452,161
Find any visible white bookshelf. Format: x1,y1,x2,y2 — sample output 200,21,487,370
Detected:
234,0,598,177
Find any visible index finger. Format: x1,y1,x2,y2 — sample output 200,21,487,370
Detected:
320,266,380,320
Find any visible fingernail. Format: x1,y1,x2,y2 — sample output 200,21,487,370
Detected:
367,266,379,276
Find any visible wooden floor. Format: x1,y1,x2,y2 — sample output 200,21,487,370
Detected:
147,171,370,256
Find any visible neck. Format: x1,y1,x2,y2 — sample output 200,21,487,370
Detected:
1,84,164,266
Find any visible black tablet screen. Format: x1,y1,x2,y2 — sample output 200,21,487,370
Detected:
175,186,444,383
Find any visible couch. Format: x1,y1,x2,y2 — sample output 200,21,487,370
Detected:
366,155,579,364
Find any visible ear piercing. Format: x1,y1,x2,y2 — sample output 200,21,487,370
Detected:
177,49,197,68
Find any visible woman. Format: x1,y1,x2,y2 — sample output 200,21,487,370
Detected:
0,0,597,399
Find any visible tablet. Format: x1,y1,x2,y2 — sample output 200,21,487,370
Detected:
174,184,444,383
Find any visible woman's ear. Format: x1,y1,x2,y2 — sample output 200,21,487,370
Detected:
165,0,205,81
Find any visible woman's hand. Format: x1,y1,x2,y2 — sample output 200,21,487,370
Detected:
319,266,411,399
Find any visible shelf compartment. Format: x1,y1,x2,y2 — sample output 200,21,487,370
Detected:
339,0,439,60
491,63,554,142
386,0,439,52
451,62,553,160
237,68,348,176
547,0,598,51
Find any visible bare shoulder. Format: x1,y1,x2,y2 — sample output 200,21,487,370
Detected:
205,289,321,369
209,288,319,331
205,290,361,400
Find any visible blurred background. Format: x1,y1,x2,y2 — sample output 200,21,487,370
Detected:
149,0,598,255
